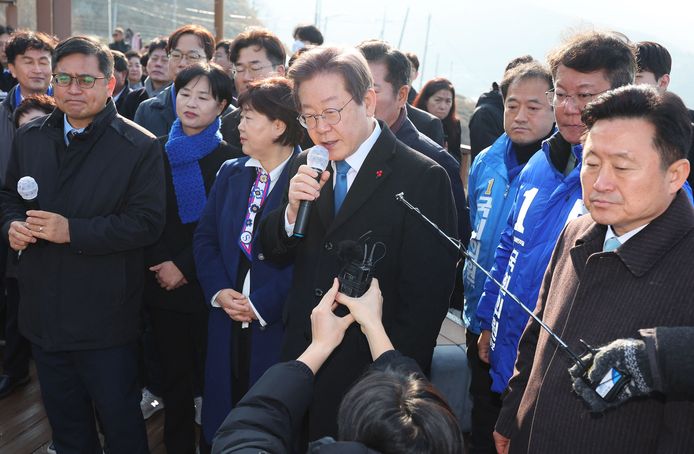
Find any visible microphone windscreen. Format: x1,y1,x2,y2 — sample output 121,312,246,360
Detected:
337,240,362,264
17,176,38,201
307,145,330,171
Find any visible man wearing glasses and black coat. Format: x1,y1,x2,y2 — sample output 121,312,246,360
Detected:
259,46,458,443
0,37,165,454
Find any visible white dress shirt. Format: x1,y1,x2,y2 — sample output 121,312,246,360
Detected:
284,120,381,235
603,224,648,250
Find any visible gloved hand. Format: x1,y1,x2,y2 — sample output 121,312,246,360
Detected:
568,338,653,413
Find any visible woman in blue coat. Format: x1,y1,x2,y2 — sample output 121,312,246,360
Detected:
193,77,301,446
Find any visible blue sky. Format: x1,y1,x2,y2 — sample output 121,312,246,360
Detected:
254,0,694,105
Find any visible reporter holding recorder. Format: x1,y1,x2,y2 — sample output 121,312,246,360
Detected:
212,278,465,453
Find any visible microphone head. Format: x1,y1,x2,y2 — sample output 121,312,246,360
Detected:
307,145,330,171
17,176,38,201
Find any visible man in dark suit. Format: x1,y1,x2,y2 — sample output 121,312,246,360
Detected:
219,28,286,153
494,86,694,453
110,50,131,115
260,46,458,441
0,36,165,454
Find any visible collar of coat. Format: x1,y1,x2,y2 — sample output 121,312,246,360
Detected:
571,190,694,277
41,98,119,143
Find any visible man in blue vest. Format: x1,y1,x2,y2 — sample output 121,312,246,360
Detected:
463,60,554,453
476,31,636,402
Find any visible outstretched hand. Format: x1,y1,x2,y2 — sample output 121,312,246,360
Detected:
298,279,355,374
335,278,393,360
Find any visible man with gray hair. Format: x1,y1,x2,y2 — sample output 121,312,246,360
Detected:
260,45,458,440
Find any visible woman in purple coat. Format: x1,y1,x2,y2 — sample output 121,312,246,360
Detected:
193,77,301,446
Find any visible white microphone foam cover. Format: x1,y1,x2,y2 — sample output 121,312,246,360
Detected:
17,176,38,201
306,145,330,171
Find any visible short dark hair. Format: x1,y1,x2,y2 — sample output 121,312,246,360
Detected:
125,50,140,61
405,51,419,72
216,39,231,54
13,94,56,128
636,41,672,81
288,46,313,68
500,61,553,100
54,36,114,78
292,24,324,45
337,363,464,454
0,25,13,36
229,27,286,67
237,77,303,147
111,50,128,73
547,31,636,89
147,37,168,57
288,46,373,107
168,24,215,61
6,30,57,65
582,85,692,169
357,40,411,95
173,62,234,111
504,54,534,73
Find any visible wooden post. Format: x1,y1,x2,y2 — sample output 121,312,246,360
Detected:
5,3,17,29
36,0,53,35
214,0,223,42
52,0,72,40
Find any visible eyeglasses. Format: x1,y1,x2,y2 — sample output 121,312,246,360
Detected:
168,51,204,62
52,73,106,89
149,55,170,64
546,89,608,109
298,97,354,129
231,63,274,77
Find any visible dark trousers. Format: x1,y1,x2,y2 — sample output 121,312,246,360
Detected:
140,306,164,396
2,278,30,378
466,331,502,454
32,342,149,454
150,307,207,454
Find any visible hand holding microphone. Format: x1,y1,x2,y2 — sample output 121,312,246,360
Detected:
17,175,71,245
8,176,39,251
288,146,330,237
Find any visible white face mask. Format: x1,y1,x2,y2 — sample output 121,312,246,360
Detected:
292,40,306,53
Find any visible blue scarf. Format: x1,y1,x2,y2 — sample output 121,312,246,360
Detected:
165,117,222,224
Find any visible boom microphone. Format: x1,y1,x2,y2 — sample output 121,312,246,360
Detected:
17,176,39,211
395,192,630,411
293,145,330,238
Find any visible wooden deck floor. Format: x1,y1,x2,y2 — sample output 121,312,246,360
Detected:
0,315,465,453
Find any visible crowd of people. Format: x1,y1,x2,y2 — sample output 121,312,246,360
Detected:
0,17,693,454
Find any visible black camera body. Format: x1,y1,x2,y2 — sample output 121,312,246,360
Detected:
336,236,385,298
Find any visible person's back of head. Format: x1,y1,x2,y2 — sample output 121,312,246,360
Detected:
635,41,672,92
293,24,324,46
504,54,533,74
337,365,464,454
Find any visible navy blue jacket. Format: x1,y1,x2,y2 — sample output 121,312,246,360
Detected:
394,114,470,244
194,153,296,443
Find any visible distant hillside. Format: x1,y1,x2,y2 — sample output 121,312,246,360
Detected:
457,94,476,146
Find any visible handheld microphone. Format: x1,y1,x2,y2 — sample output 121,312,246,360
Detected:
17,176,39,211
293,145,330,238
